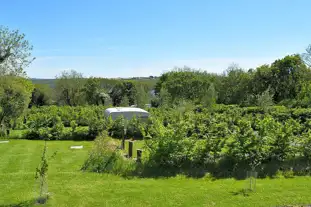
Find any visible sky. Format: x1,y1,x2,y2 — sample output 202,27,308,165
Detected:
1,0,311,78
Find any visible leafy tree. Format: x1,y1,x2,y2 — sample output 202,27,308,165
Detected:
250,64,272,97
108,81,137,106
84,77,101,105
155,67,215,104
55,70,86,106
0,76,34,135
256,88,274,111
30,84,53,107
270,55,311,102
109,82,125,106
297,81,311,107
135,84,149,108
201,83,217,108
159,87,172,107
0,26,35,76
218,64,251,105
83,77,110,105
123,81,136,106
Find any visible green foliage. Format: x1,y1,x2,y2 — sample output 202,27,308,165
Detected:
81,133,135,176
140,106,311,177
201,83,217,108
218,64,252,105
55,70,86,106
83,77,110,105
0,26,35,76
135,84,150,108
35,140,56,203
0,76,33,135
30,84,53,107
70,120,77,133
154,55,311,107
155,67,213,103
256,88,274,111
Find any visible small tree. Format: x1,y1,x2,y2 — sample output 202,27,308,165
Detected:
159,87,171,107
202,83,217,108
256,88,274,112
35,140,56,204
135,84,149,108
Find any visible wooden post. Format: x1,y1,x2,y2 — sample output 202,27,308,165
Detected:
128,141,134,158
121,128,126,150
137,149,143,163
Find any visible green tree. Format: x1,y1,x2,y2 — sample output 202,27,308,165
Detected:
155,67,212,103
30,84,53,107
0,26,35,76
123,81,136,106
55,70,86,106
256,88,274,112
218,64,252,105
109,82,125,106
108,81,137,106
0,76,34,135
135,84,149,108
201,83,217,108
296,81,311,107
270,55,310,102
159,87,172,107
84,77,108,105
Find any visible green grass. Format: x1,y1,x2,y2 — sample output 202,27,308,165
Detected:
124,139,144,158
1,140,311,207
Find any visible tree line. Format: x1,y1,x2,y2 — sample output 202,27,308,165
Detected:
2,24,311,136
153,55,311,109
30,71,154,108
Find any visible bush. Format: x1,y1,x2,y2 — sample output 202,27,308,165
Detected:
81,133,136,176
283,169,295,178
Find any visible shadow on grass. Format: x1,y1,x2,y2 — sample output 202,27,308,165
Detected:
130,164,210,179
230,189,252,197
128,157,311,180
0,199,37,207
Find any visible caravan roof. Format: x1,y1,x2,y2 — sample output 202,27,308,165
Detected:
104,107,149,120
105,107,148,113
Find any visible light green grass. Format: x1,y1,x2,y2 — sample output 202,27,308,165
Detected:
0,140,311,207
124,139,144,158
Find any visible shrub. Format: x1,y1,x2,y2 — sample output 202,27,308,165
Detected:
81,133,135,176
50,116,65,140
88,118,105,139
283,169,295,178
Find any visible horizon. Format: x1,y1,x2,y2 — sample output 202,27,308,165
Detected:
2,0,311,78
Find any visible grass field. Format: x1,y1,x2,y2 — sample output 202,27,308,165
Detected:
1,139,311,207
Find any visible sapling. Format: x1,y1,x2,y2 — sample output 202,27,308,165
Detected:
35,139,56,204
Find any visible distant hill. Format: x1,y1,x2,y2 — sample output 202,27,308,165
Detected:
31,78,56,87
31,77,158,89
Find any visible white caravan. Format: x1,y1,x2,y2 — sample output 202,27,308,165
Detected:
104,107,149,121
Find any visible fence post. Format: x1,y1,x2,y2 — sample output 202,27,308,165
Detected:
137,149,143,163
121,128,127,150
128,141,134,158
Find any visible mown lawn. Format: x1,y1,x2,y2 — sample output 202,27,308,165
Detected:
0,139,311,207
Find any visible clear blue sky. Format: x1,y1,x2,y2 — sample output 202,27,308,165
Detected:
2,0,311,78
